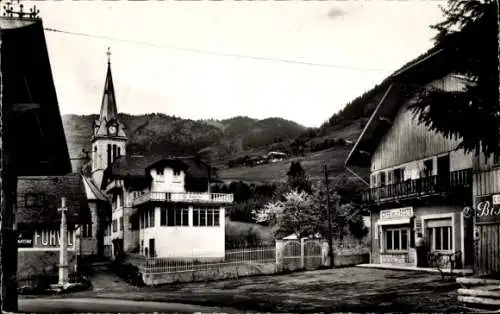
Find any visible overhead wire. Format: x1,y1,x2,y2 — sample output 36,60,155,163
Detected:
43,27,392,73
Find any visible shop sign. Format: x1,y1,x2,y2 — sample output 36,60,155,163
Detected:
17,230,33,248
33,229,74,248
465,195,500,224
380,207,413,220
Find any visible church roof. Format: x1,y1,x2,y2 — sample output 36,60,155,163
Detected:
100,58,118,122
16,173,91,227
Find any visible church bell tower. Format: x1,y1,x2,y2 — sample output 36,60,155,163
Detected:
91,48,127,188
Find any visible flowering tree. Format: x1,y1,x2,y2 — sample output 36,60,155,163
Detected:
254,184,368,240
253,190,318,239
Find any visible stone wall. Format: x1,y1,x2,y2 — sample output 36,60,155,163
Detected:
142,262,277,286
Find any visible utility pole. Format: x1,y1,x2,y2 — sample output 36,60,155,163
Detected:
323,164,334,269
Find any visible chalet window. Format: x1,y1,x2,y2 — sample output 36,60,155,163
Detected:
112,219,117,233
393,168,405,183
380,172,386,186
387,171,394,185
423,159,434,177
426,218,453,251
82,224,92,238
384,226,408,252
193,208,220,227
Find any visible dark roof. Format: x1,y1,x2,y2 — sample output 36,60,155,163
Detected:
345,47,460,168
1,17,71,176
103,155,219,189
100,60,118,122
16,173,91,227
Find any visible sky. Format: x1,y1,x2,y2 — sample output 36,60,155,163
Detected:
32,0,445,128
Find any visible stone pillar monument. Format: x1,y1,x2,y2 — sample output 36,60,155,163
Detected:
58,197,69,286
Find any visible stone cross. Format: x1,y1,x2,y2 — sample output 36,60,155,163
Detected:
58,197,69,286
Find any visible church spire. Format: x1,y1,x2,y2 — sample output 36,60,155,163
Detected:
99,47,118,122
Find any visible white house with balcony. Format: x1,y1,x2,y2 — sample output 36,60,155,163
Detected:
82,50,233,261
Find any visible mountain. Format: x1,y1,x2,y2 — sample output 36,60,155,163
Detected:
62,114,307,164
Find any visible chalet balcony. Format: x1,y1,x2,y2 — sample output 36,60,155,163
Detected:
362,168,472,205
133,191,234,207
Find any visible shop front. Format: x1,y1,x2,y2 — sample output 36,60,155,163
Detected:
371,205,468,268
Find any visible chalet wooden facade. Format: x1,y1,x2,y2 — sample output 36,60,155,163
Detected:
346,49,475,270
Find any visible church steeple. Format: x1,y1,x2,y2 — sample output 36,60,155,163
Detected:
99,47,118,122
90,47,127,187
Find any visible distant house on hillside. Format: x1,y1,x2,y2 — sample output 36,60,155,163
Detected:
267,151,287,163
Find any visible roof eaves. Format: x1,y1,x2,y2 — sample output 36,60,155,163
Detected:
345,83,395,167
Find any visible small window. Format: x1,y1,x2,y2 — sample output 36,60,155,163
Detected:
120,217,124,231
160,207,167,226
380,172,386,186
423,159,434,177
112,219,118,233
157,168,164,175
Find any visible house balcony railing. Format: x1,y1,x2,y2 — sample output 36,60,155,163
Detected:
133,191,234,207
362,168,472,204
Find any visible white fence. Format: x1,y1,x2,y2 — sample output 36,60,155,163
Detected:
128,247,276,274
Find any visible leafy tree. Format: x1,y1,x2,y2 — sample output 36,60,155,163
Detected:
410,0,500,159
253,190,318,239
253,183,368,240
286,161,313,194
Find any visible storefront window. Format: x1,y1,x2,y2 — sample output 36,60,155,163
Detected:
425,218,453,252
384,227,408,251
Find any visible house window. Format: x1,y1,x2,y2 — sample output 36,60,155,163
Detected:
423,159,434,177
393,168,405,183
384,226,408,252
166,207,189,226
82,224,92,238
160,207,167,226
151,208,156,227
193,208,220,227
380,172,386,186
426,218,453,251
120,217,124,231
112,219,118,233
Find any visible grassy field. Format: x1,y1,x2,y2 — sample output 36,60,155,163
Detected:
218,146,366,183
